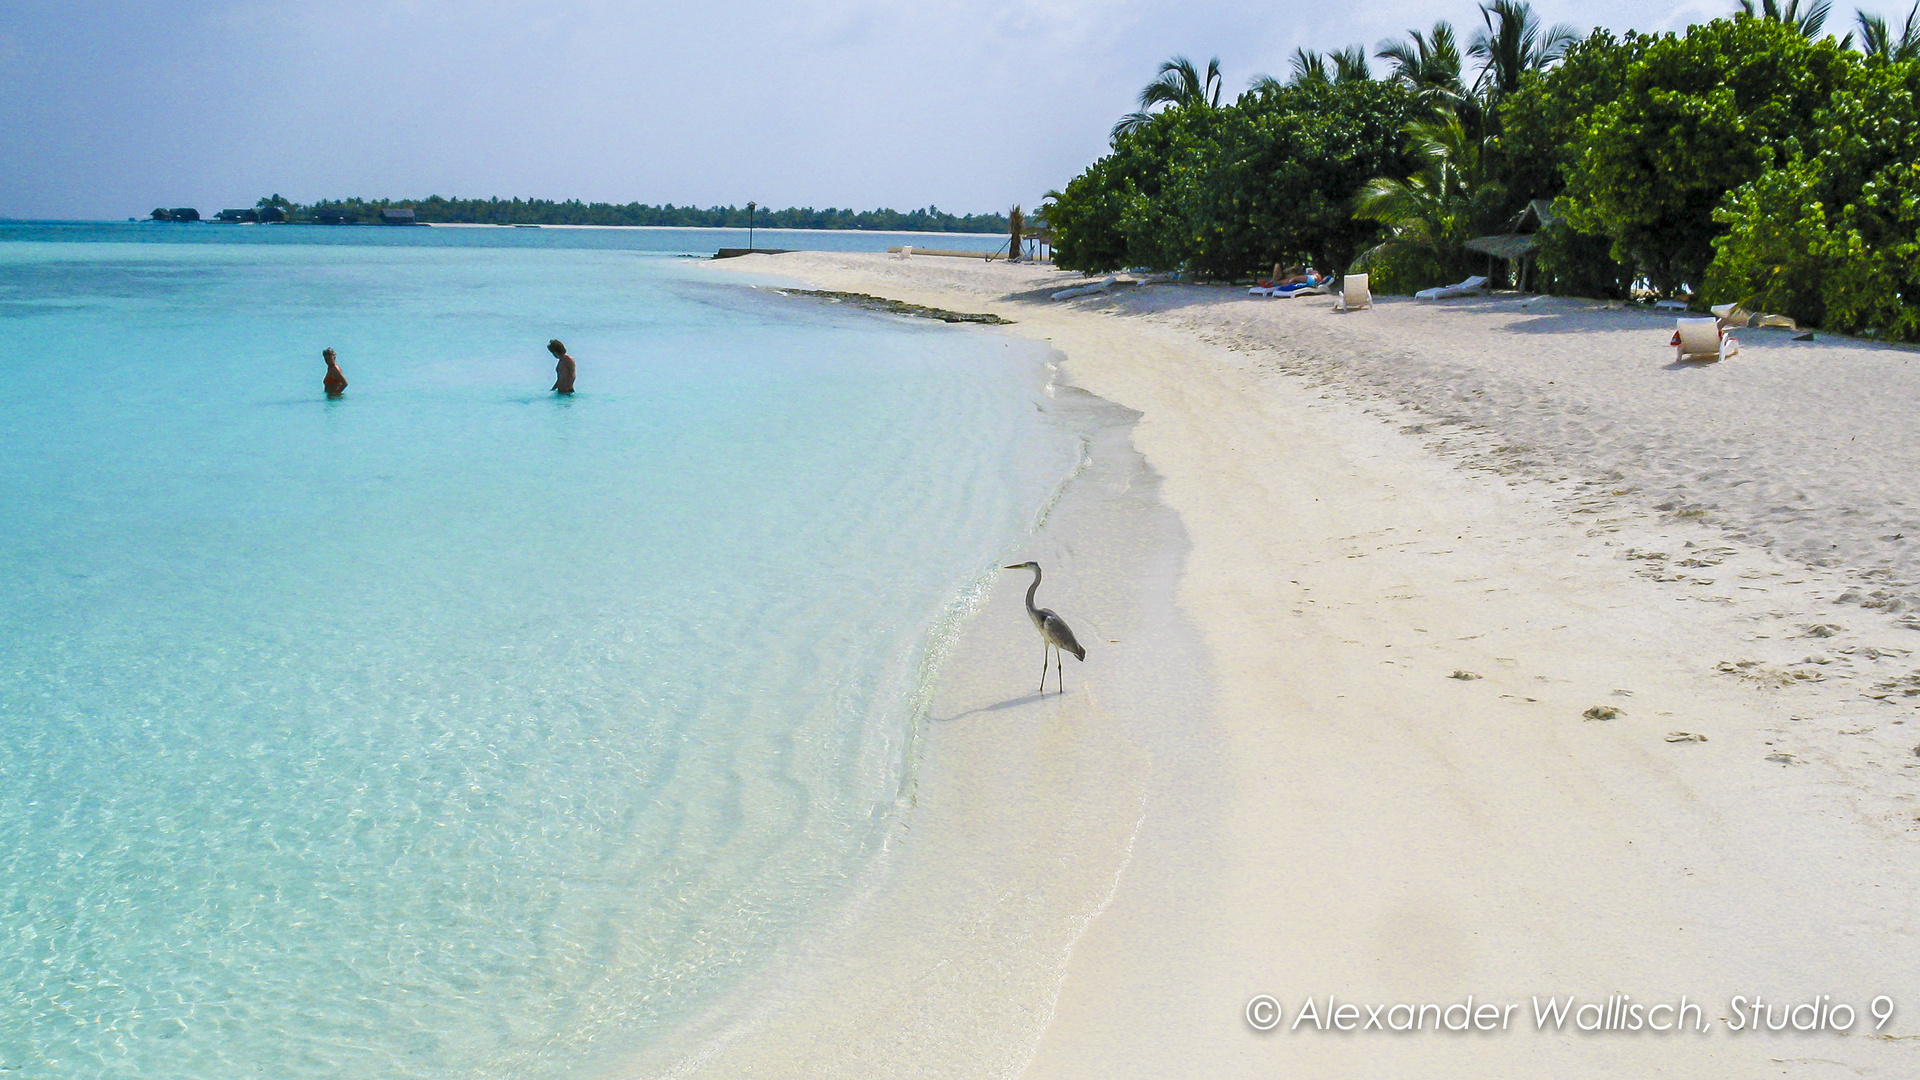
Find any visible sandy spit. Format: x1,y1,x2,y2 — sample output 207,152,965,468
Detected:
700,252,1920,1078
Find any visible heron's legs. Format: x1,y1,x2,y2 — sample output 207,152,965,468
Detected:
1038,644,1050,693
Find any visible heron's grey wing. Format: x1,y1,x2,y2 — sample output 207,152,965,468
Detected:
1038,609,1086,661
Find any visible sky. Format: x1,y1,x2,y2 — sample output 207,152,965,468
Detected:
0,0,1870,220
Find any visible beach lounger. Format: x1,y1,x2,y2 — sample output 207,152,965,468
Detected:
1249,282,1329,298
1673,316,1738,362
1415,275,1488,300
1333,274,1371,312
1709,303,1798,331
1275,282,1328,298
895,245,913,260
1654,298,1689,312
1051,277,1115,301
1709,302,1752,328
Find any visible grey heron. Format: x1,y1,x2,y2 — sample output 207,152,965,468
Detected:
1003,561,1086,693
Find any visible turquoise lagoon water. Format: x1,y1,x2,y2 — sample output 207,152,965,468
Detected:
0,224,1079,1077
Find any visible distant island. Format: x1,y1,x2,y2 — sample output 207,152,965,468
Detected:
158,195,1010,233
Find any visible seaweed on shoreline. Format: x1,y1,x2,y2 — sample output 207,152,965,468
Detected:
781,289,1013,325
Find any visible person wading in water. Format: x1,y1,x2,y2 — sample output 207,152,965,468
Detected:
548,339,575,395
322,348,348,397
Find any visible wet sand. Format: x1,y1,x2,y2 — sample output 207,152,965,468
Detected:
699,252,1920,1078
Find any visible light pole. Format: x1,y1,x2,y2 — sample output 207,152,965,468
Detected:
747,201,756,251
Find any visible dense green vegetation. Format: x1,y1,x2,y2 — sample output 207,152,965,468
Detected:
1042,1,1920,339
215,195,1007,233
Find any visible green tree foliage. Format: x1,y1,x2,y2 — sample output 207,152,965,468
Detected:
1043,106,1203,271
1170,80,1424,278
1045,3,1920,334
1531,219,1639,299
1493,28,1648,296
1044,78,1421,275
1706,59,1920,338
1495,29,1646,205
1560,17,1860,294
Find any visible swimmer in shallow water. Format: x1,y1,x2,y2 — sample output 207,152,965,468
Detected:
322,348,347,397
548,339,575,395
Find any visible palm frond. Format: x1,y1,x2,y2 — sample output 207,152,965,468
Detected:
1857,2,1920,56
1289,48,1330,86
1110,111,1155,140
1378,22,1467,104
1331,45,1373,82
1738,0,1834,38
1470,0,1581,101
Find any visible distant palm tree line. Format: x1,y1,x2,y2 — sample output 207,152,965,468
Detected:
204,196,1011,233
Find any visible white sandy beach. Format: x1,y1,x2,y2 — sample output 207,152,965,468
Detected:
697,251,1920,1078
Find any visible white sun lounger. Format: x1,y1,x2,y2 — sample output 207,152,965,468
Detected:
1052,277,1115,301
1415,275,1488,300
1673,316,1738,362
1333,273,1371,311
1711,302,1797,331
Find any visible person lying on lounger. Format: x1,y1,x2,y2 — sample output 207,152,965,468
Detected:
1275,265,1321,287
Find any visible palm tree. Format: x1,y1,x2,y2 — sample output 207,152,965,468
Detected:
1374,24,1459,93
1858,2,1920,56
1112,56,1224,139
1281,45,1372,86
1469,0,1579,103
1736,0,1835,39
1354,116,1504,279
1377,22,1467,103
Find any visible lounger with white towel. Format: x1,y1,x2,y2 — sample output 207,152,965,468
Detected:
1333,274,1371,312
1673,316,1738,362
1415,275,1488,300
